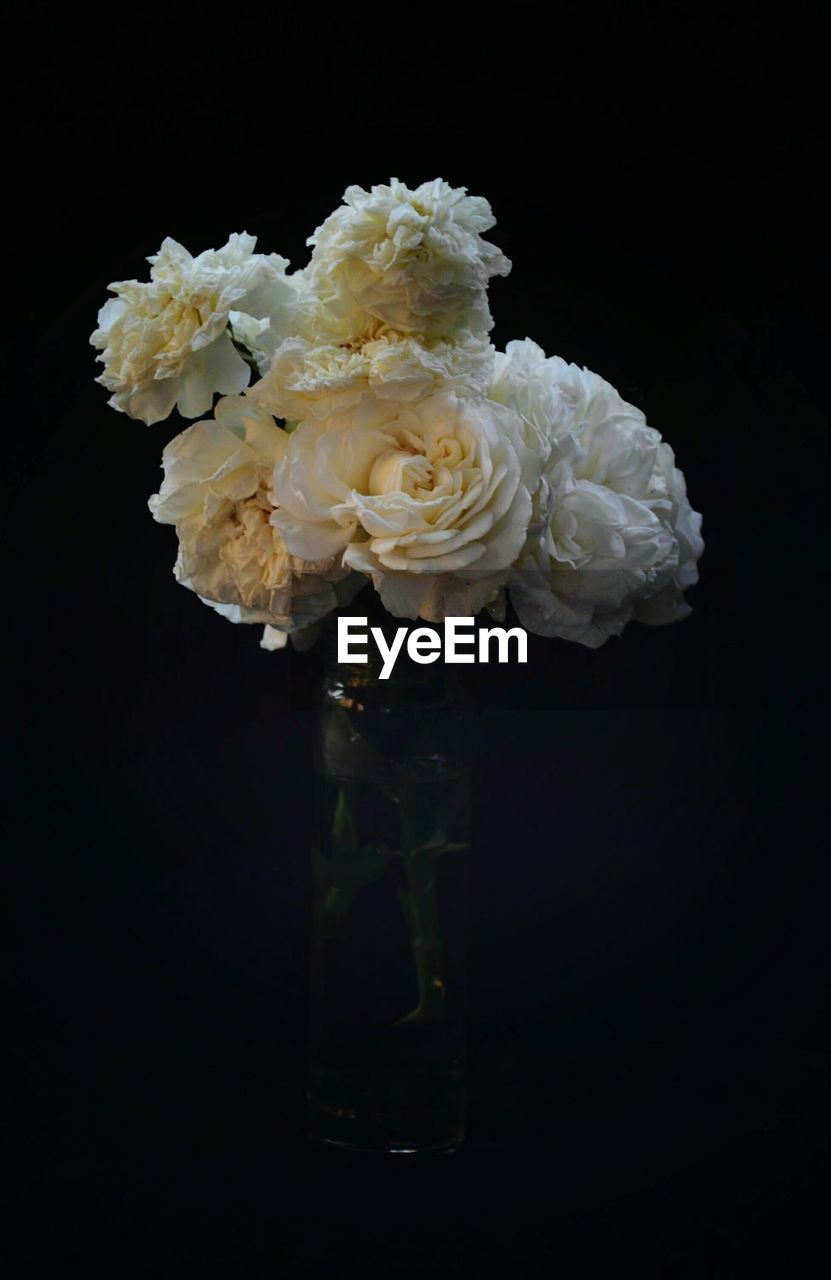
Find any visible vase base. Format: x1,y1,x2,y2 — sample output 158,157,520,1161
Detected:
306,1070,465,1155
307,1131,463,1157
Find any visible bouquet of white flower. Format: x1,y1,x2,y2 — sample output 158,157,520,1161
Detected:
91,178,702,651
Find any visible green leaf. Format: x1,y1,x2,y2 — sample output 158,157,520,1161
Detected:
332,785,357,853
313,843,397,940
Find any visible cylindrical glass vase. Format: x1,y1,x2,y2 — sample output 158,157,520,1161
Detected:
306,612,470,1154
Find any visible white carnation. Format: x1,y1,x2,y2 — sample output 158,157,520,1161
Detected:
270,390,537,622
91,234,301,425
249,328,493,421
305,178,511,340
149,394,354,635
491,342,703,647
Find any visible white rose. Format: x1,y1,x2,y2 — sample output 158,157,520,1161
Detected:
149,395,355,634
490,338,580,458
248,328,493,421
91,234,301,425
491,344,703,647
270,390,536,621
634,440,704,625
513,457,676,648
305,178,511,340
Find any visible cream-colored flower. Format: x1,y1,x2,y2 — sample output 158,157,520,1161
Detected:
271,390,536,621
91,234,300,425
490,343,703,646
490,338,580,458
305,178,511,339
149,395,354,634
633,440,704,626
249,328,493,421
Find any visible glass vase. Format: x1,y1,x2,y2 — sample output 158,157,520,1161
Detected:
306,609,471,1154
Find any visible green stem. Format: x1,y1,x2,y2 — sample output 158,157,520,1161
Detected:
396,794,447,1024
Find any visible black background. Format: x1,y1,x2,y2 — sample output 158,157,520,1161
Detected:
6,4,829,1275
